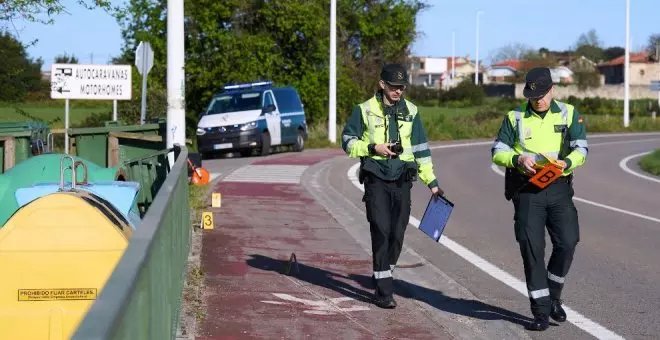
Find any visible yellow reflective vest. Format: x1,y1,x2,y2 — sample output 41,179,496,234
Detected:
492,100,588,176
341,93,438,188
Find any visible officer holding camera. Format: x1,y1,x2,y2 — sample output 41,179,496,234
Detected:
341,63,443,308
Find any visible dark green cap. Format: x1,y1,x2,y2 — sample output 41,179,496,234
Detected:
380,63,409,86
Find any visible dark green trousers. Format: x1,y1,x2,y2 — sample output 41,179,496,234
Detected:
512,179,580,317
363,172,412,298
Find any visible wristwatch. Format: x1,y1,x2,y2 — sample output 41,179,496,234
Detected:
368,143,376,155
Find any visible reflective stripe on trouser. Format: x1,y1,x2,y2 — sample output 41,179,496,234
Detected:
363,172,412,297
513,181,579,316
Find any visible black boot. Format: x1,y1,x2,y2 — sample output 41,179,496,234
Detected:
373,294,397,309
525,314,549,331
550,299,567,322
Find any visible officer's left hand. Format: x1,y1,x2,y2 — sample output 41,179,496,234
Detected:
555,160,567,169
431,186,444,197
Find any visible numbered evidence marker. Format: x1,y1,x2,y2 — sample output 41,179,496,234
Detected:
211,193,222,208
528,152,565,189
201,211,214,230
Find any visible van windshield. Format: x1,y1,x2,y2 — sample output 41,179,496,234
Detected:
205,91,262,114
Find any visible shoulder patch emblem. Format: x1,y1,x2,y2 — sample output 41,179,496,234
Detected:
577,116,584,124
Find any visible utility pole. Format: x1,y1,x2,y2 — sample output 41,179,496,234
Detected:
452,31,456,86
328,0,337,143
475,10,484,85
167,0,186,165
624,0,630,128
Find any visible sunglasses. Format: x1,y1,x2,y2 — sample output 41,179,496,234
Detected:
385,82,406,91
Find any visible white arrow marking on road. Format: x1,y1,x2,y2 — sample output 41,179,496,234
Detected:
262,293,370,315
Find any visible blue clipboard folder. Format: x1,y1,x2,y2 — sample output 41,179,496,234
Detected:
418,195,454,242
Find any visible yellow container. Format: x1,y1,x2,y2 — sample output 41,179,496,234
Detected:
0,191,133,340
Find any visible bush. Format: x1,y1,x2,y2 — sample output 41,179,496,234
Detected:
638,149,660,176
442,79,485,106
562,96,658,117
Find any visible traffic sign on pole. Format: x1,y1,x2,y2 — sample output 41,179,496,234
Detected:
136,41,154,125
648,80,660,91
50,63,132,100
49,63,132,154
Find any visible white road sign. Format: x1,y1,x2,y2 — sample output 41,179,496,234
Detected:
50,63,132,100
135,41,154,76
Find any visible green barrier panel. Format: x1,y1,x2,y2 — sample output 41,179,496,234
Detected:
68,119,166,168
115,141,170,215
72,144,190,340
0,131,35,174
0,121,51,157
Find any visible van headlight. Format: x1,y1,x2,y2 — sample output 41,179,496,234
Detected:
196,128,206,136
240,121,258,131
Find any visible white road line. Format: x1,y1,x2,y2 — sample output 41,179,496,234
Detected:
210,172,221,182
344,135,654,340
619,151,660,184
490,164,660,224
222,164,308,184
588,132,660,138
349,162,624,340
585,138,660,147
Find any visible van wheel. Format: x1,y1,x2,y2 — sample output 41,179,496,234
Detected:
260,132,271,156
293,130,304,152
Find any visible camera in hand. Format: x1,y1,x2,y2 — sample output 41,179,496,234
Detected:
388,141,403,158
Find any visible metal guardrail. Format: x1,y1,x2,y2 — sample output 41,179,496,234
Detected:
71,144,191,340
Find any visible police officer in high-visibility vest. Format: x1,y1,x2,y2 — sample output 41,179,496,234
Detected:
341,63,443,308
492,67,588,331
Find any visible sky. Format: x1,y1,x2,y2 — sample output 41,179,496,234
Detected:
7,0,660,71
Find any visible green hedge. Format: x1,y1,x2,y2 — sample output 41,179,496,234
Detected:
563,96,659,117
407,83,659,118
639,149,660,176
406,80,485,107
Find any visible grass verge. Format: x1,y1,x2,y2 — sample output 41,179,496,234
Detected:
305,106,660,147
639,149,660,176
179,183,210,338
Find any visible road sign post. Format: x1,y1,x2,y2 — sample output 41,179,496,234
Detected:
135,41,154,125
649,80,660,121
50,63,132,154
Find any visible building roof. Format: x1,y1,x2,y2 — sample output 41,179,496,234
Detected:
599,51,652,66
491,59,522,69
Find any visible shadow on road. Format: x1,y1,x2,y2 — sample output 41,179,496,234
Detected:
246,254,533,328
246,254,374,304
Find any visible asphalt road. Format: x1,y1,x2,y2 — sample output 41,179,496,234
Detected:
200,132,660,340
328,132,660,340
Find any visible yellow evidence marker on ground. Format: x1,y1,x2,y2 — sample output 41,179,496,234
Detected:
212,193,222,208
201,211,214,230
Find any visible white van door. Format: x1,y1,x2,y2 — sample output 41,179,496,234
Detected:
263,90,281,145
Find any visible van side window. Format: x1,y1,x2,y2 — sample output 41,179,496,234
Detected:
272,88,303,114
264,92,275,108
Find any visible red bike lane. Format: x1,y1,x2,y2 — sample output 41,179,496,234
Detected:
197,150,454,339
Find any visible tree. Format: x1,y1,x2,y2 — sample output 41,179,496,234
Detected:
575,29,602,48
113,0,427,134
54,52,78,63
0,0,116,26
646,34,660,60
0,31,43,102
489,42,536,62
603,47,625,61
